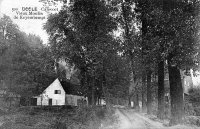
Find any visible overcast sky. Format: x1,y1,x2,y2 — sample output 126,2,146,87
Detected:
0,0,61,44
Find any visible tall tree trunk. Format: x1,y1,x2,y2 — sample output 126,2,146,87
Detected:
122,2,136,109
142,92,145,111
133,78,139,110
147,70,152,114
92,86,95,105
135,93,139,110
87,75,93,105
128,96,132,107
163,0,184,124
168,62,184,125
140,0,148,112
142,73,146,112
157,61,165,119
102,61,111,107
41,95,43,107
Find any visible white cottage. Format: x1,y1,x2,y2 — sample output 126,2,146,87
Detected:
33,78,66,106
33,78,87,106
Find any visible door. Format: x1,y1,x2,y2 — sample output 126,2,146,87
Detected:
49,99,52,106
31,98,37,106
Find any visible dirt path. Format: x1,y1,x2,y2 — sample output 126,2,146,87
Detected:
115,109,200,129
116,109,164,129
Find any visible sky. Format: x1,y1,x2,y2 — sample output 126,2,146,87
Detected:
0,0,62,44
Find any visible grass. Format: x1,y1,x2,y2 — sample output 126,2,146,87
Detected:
0,105,117,129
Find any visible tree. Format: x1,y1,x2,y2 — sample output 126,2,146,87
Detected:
162,0,198,124
108,0,144,109
44,0,125,105
134,0,157,114
157,60,165,119
136,0,165,118
135,0,199,124
0,15,56,107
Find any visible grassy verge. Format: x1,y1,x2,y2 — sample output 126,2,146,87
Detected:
0,106,118,129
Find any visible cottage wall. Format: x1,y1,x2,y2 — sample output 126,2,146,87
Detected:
35,79,66,106
65,94,87,106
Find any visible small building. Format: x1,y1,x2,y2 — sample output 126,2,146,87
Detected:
32,78,87,106
0,80,21,110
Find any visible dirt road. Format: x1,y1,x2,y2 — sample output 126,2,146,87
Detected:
116,109,163,129
115,109,200,129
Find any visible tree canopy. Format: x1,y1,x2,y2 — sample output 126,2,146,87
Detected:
0,15,56,99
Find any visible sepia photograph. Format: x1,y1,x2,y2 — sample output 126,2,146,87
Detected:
0,0,200,129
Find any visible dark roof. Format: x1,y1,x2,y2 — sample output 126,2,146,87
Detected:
60,79,81,95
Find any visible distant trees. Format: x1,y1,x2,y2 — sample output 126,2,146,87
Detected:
109,0,142,108
0,15,56,106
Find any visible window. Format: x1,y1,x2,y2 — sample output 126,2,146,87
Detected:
55,90,61,94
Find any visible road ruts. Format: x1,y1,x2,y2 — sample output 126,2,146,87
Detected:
117,108,164,129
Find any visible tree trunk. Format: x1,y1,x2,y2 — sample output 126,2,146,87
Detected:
128,96,132,107
91,85,95,105
134,83,139,110
147,70,152,114
157,61,165,119
87,76,93,105
142,73,146,112
41,95,43,107
135,94,139,110
102,69,111,107
168,63,184,125
142,93,145,111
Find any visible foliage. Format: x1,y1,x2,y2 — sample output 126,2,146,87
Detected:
0,15,56,100
44,0,131,101
135,0,199,68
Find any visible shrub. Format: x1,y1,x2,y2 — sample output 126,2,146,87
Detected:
49,106,117,129
184,116,200,127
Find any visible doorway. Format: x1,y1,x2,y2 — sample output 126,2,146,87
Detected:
49,99,52,106
31,98,37,106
